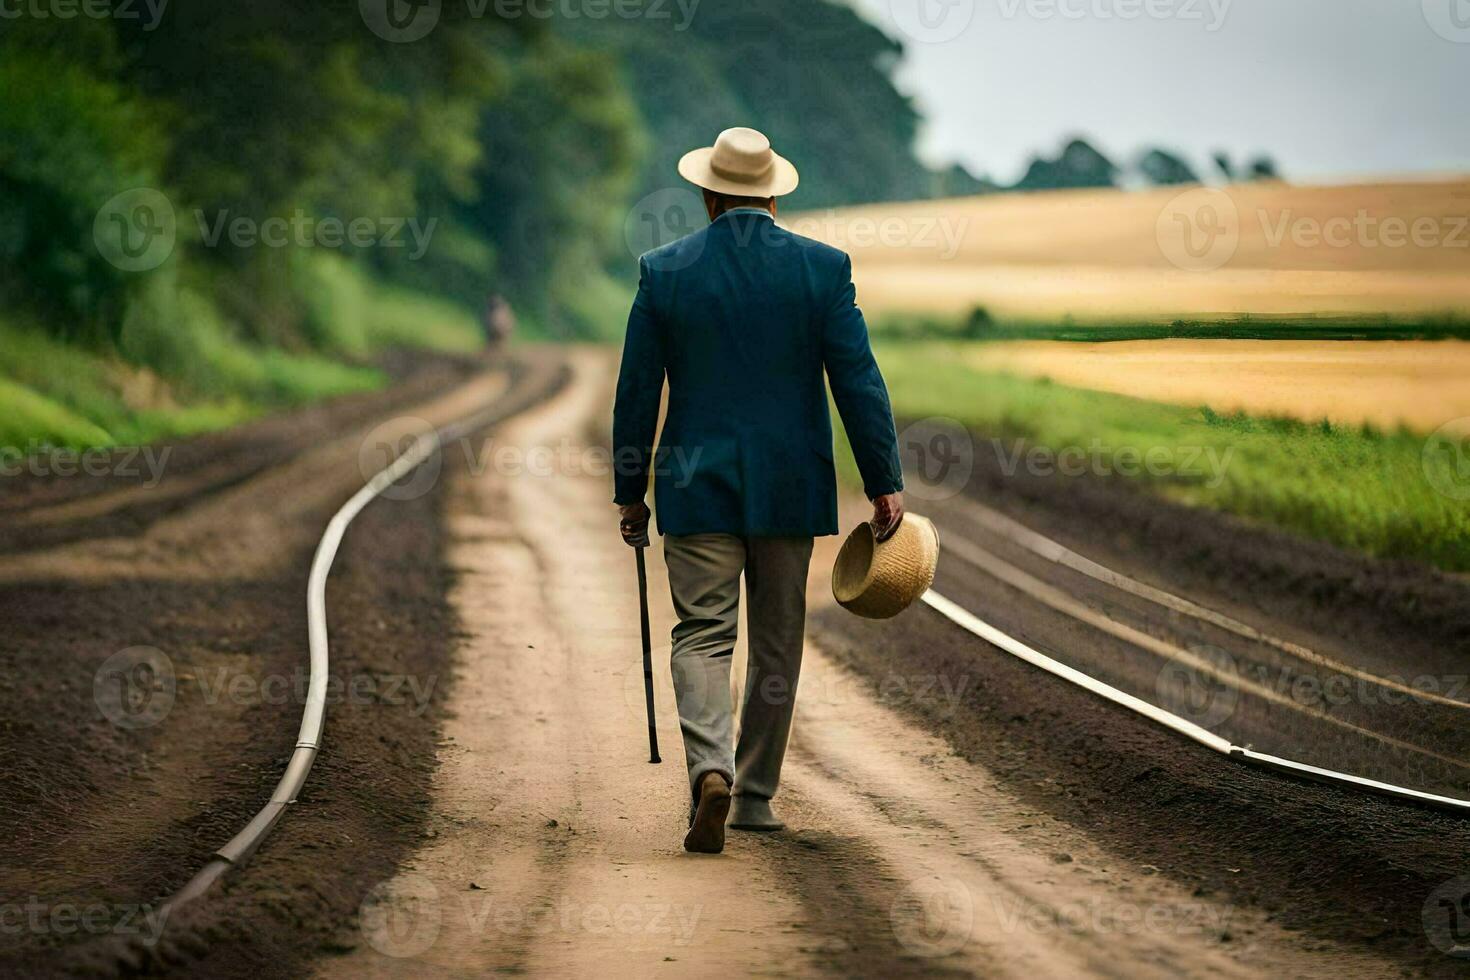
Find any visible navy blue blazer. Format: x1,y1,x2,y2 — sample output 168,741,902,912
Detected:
612,209,903,537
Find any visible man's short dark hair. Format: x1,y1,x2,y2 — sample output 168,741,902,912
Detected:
703,189,776,216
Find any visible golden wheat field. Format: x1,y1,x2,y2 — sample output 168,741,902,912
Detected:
789,180,1470,321
962,339,1470,432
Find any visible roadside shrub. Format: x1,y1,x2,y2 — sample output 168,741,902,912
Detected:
292,250,371,357
962,305,994,339
0,44,170,339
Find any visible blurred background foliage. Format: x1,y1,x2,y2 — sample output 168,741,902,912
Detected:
0,0,990,452
0,0,1275,451
0,0,960,368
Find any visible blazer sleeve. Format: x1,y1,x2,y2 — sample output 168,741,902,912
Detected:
612,256,666,506
820,255,904,499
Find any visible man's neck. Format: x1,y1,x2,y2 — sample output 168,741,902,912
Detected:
713,205,775,223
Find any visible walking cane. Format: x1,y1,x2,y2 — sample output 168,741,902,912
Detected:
635,546,662,764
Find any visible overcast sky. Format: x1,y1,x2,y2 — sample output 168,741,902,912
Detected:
848,0,1470,183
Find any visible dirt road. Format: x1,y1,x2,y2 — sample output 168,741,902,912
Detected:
6,346,1466,978
316,350,1402,978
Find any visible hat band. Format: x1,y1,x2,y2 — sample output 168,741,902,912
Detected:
711,155,775,184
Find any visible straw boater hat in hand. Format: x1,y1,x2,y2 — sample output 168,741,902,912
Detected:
678,127,801,197
832,514,941,619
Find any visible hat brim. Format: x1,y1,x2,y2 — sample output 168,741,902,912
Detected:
677,146,800,198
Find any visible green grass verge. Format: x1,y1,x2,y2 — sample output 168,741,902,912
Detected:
365,284,484,354
0,262,482,459
871,310,1470,344
0,315,376,456
869,342,1470,572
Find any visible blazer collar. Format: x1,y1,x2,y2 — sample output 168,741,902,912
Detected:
714,207,775,224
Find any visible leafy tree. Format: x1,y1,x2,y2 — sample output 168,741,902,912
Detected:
931,164,999,199
1137,148,1200,186
0,32,169,340
1013,138,1119,191
1247,155,1283,181
1212,151,1236,182
463,38,643,336
564,0,935,209
0,0,960,351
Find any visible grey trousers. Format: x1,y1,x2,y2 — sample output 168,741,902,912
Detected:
663,534,814,805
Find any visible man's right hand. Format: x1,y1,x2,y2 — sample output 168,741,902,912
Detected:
619,501,652,548
871,492,904,542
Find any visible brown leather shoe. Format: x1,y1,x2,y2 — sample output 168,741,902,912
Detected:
683,772,731,854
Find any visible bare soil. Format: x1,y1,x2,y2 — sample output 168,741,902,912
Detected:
811,419,1470,977
6,350,1468,978
0,350,566,978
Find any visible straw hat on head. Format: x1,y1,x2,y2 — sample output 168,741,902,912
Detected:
831,514,941,620
678,127,800,198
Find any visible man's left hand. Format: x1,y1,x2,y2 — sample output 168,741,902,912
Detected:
619,501,651,548
871,492,905,542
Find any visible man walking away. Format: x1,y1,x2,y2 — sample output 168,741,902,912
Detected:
613,127,905,854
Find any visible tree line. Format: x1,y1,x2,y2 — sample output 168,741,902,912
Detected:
0,1,1281,363
0,0,957,355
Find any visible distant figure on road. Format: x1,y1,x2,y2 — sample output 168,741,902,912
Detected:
482,293,515,352
613,127,905,854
